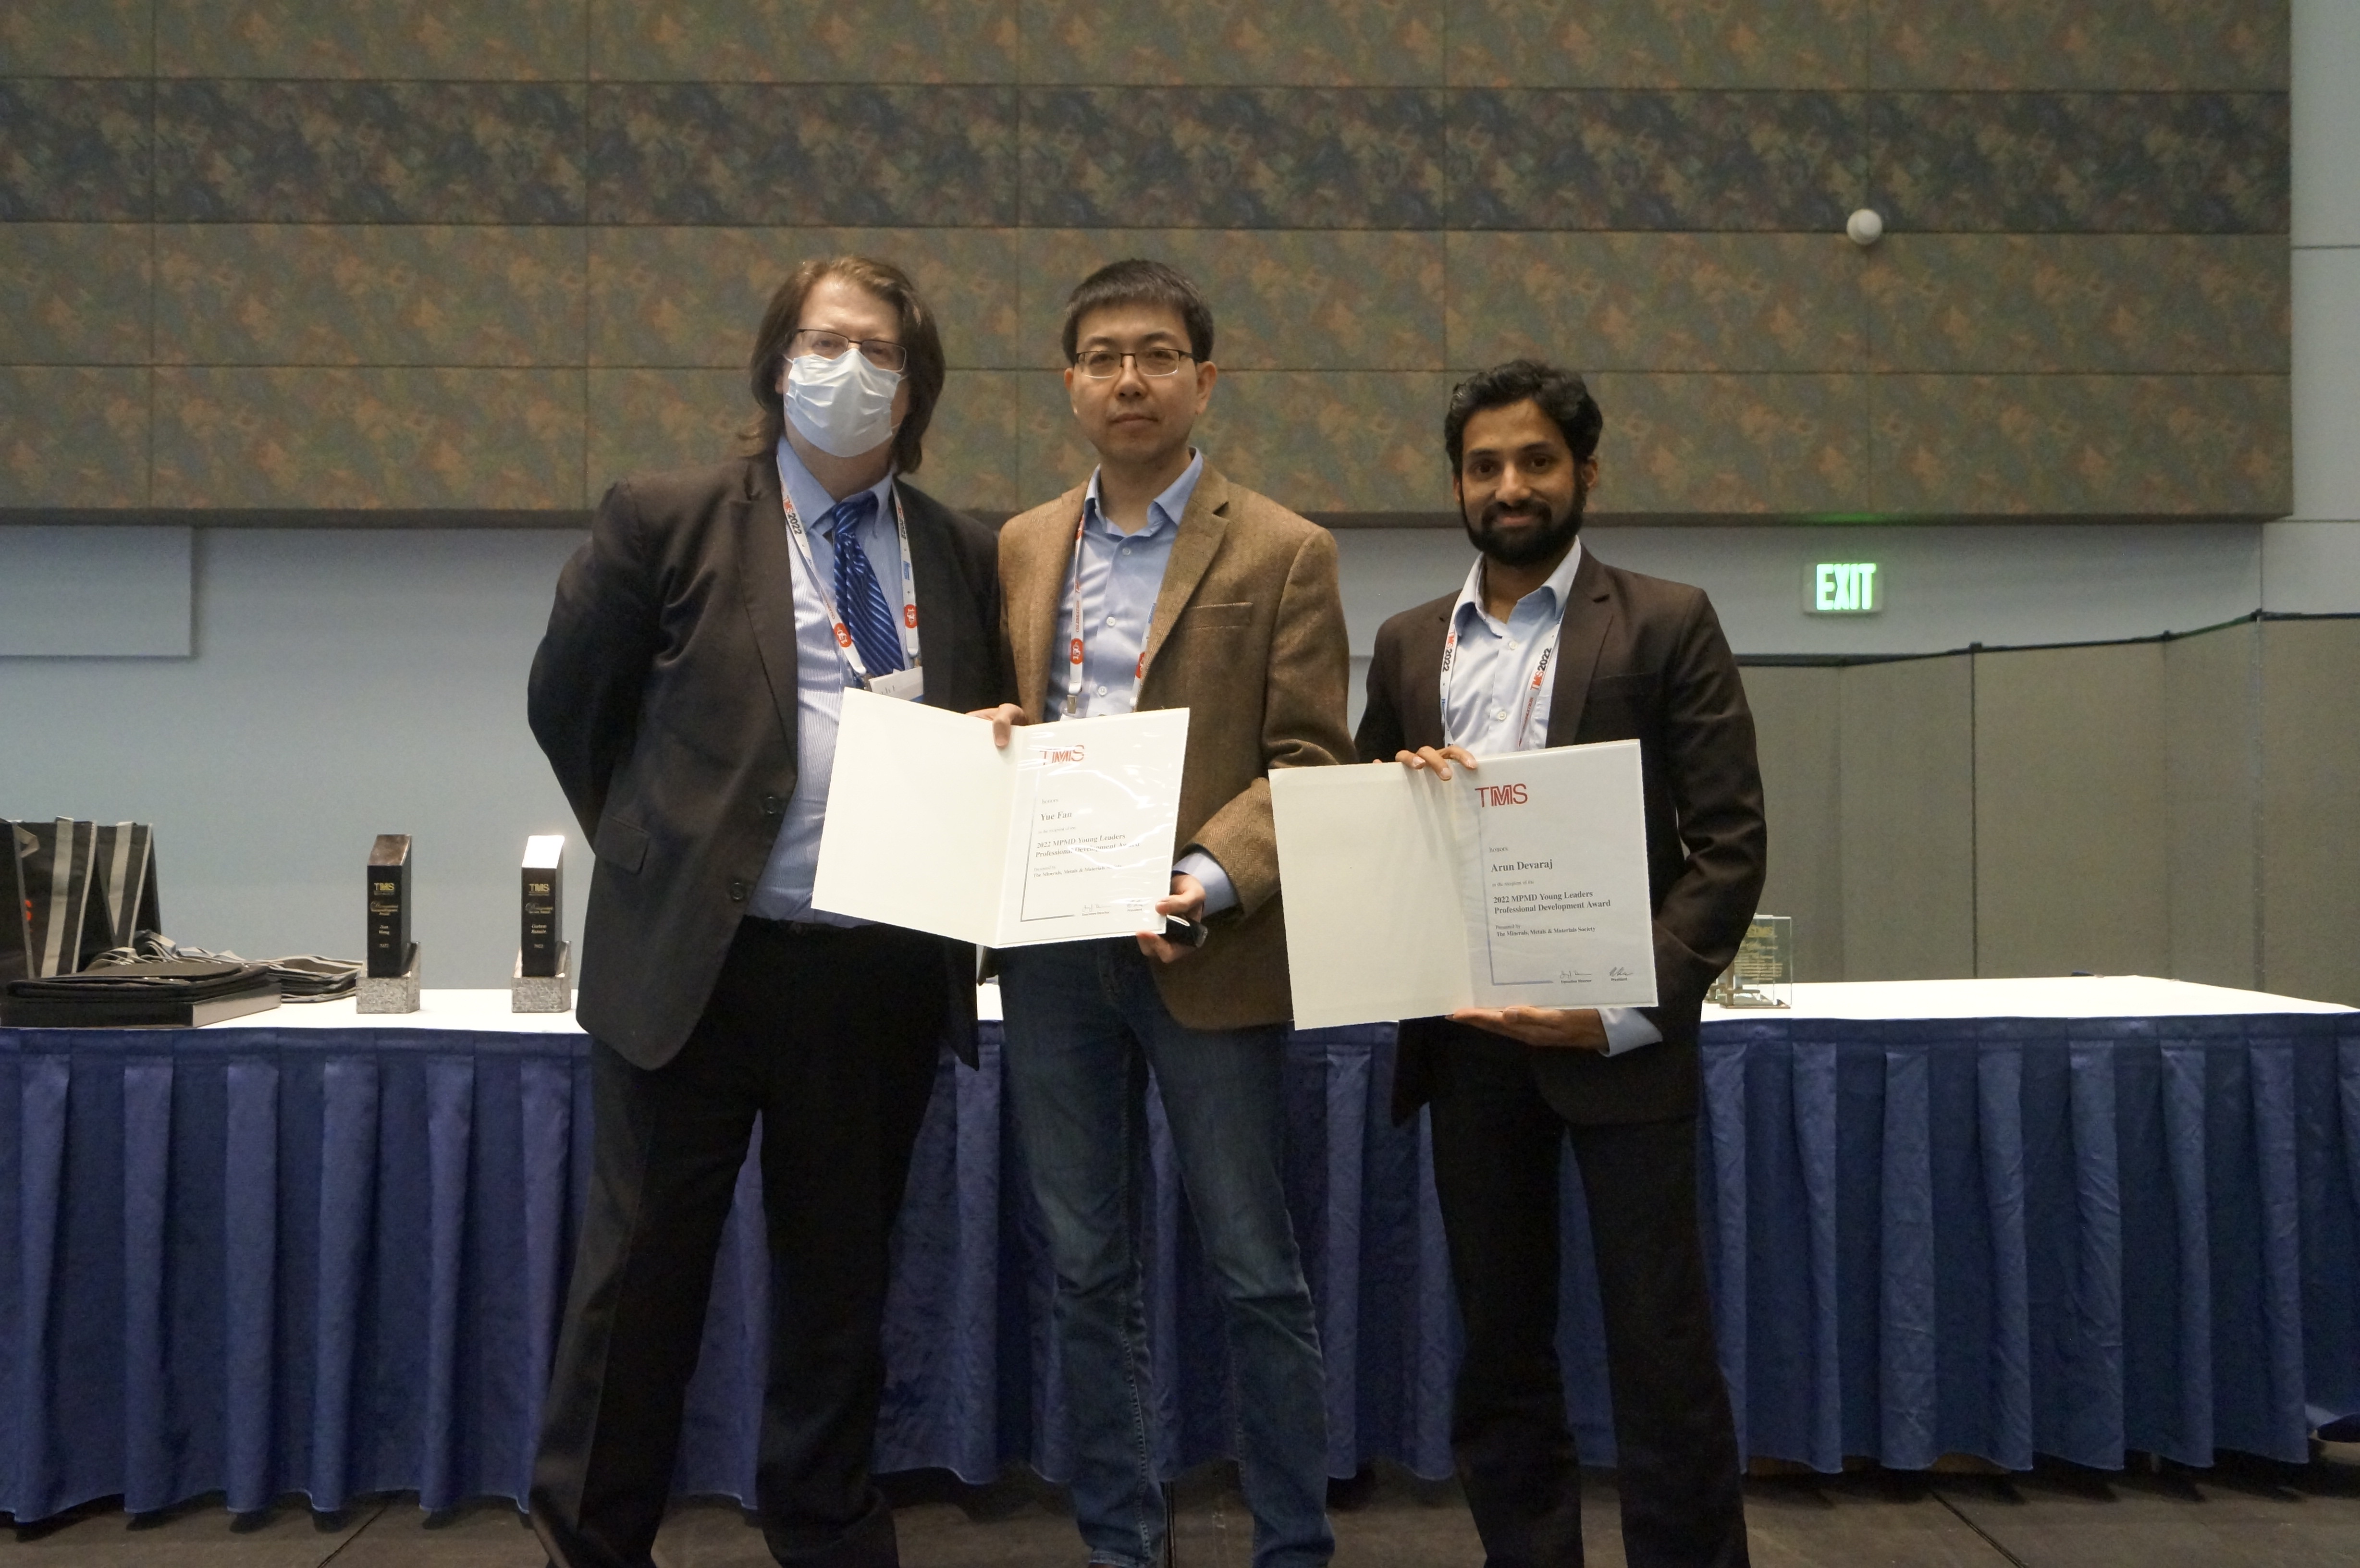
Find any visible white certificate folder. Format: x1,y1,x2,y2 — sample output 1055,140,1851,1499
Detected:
1272,740,1658,1029
813,688,1190,947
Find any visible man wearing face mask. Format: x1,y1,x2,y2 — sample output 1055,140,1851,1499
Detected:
527,256,1007,1568
1356,361,1765,1568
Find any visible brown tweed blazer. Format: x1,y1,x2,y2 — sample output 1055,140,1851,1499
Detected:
998,462,1354,1029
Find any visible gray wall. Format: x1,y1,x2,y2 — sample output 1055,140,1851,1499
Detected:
1742,618,2360,1004
2,529,584,982
2268,0,2360,601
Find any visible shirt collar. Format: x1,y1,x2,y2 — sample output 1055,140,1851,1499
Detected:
1082,448,1204,540
774,437,895,539
1456,536,1587,635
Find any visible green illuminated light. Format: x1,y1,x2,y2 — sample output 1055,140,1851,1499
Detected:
1810,562,1881,614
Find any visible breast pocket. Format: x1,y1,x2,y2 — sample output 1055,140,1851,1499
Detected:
1173,600,1255,632
1155,601,1258,701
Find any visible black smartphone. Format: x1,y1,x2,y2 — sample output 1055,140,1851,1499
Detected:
1161,914,1210,948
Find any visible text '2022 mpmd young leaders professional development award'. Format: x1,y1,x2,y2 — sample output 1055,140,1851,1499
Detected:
1271,739,1657,1029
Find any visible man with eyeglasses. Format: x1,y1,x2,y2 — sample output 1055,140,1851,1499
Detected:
527,256,1008,1568
970,259,1353,1568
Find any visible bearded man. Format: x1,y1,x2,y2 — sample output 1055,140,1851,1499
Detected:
1354,360,1768,1568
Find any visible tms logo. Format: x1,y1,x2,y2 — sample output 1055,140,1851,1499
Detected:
1477,783,1529,807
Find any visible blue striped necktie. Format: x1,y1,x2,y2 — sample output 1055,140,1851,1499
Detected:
824,491,904,676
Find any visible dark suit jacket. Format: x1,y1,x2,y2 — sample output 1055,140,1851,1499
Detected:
1355,546,1767,1127
528,454,1008,1070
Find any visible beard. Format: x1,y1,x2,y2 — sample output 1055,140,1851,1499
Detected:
1461,481,1584,568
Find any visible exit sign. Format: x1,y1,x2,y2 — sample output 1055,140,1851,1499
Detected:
1809,562,1881,614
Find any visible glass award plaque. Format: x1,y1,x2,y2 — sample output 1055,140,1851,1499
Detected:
1708,914,1793,1009
358,834,420,1014
513,834,570,1013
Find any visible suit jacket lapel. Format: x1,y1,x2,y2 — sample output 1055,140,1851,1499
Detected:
1013,482,1088,719
1140,463,1233,681
737,456,802,751
897,482,952,703
1407,600,1451,751
1545,546,1615,747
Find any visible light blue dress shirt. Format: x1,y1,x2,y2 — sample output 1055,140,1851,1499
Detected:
1044,450,1238,916
748,439,903,924
1444,539,1661,1054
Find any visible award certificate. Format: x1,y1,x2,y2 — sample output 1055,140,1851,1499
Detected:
1272,740,1656,1028
813,688,1190,947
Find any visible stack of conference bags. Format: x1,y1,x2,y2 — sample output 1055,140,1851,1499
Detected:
2,957,282,1028
4,821,363,1026
1,819,258,1025
96,930,362,1002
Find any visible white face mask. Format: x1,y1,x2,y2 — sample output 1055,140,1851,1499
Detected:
782,348,902,459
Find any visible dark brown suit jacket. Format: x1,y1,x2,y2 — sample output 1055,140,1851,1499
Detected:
528,455,1008,1069
999,462,1355,1030
1355,546,1767,1126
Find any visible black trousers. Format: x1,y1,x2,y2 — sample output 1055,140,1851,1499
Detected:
530,919,948,1568
1428,1027,1748,1568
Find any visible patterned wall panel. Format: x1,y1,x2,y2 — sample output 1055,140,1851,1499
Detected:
1867,92,2288,234
589,85,1017,225
0,79,151,220
154,0,589,80
1869,374,2290,515
1450,90,1864,230
151,367,586,508
154,226,587,366
591,0,1019,83
584,366,741,495
1020,89,1447,229
0,2,153,76
1866,235,2289,374
0,2,2292,522
1023,0,1440,86
1867,0,2286,91
589,226,1022,368
153,81,587,223
0,222,151,363
1589,372,1868,515
1447,232,1864,372
1020,229,1447,370
1448,0,1862,89
0,366,149,507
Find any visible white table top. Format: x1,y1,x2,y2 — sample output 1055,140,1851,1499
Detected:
203,975,2347,1034
209,990,590,1032
1701,975,2351,1022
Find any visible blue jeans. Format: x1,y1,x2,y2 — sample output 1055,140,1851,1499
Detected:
998,939,1333,1568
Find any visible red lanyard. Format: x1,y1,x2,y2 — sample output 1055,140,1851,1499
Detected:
776,467,921,687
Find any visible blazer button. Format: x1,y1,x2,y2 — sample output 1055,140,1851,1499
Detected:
760,793,783,817
728,879,748,903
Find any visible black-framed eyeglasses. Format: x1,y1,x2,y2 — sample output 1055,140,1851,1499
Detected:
1073,347,1196,380
790,328,909,374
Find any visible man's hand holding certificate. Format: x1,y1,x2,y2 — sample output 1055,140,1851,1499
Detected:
1271,739,1657,1029
812,688,1190,946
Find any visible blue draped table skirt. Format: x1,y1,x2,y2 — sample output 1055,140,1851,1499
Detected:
4,1014,2357,1521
